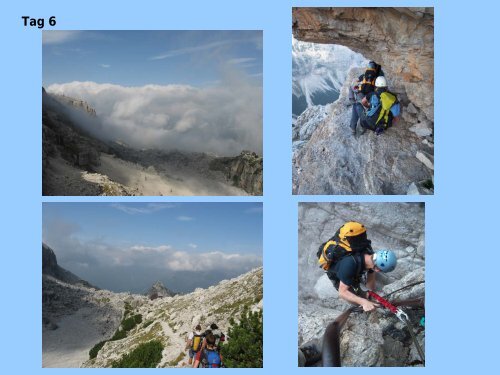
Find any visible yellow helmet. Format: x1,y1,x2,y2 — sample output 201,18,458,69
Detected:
339,222,366,239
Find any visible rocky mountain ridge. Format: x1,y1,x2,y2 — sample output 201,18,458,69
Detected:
42,89,263,195
42,245,263,368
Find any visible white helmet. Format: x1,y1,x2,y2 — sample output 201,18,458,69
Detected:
375,76,387,88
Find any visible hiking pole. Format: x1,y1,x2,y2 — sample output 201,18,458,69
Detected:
366,290,425,365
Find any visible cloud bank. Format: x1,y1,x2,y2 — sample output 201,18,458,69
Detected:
43,219,262,292
47,76,262,156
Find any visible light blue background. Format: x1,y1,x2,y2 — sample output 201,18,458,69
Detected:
1,0,498,372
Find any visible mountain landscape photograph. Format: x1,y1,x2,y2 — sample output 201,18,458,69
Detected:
42,202,263,368
42,31,263,196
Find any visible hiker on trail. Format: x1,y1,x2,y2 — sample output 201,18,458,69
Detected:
317,221,397,312
207,323,225,351
195,332,224,368
186,324,203,365
348,61,384,104
349,75,401,136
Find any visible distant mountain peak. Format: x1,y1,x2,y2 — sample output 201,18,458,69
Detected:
147,280,175,300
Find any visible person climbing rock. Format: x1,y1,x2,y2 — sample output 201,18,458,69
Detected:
317,221,397,312
193,332,223,368
348,61,384,106
186,324,203,365
349,76,401,136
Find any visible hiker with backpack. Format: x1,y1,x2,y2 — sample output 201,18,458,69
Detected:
317,221,397,312
348,61,384,105
349,75,401,136
194,332,224,368
186,324,204,365
207,323,225,351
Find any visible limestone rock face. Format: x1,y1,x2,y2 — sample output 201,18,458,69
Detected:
42,243,94,288
293,68,433,195
210,151,263,195
293,7,434,121
292,8,434,195
298,203,425,366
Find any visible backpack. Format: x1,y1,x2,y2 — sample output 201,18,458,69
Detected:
316,228,372,271
203,349,222,368
212,329,224,347
191,333,203,352
375,91,399,127
359,69,376,95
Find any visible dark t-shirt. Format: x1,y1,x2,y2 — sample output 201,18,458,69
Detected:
327,254,365,287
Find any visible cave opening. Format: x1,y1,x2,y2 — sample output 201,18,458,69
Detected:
292,37,367,118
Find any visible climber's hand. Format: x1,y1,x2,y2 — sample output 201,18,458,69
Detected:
361,299,380,312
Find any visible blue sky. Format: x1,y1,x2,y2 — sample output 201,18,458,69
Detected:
42,202,263,293
42,31,263,156
43,30,263,87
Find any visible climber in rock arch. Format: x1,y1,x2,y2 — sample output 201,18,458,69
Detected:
317,221,398,312
349,75,401,136
349,60,384,104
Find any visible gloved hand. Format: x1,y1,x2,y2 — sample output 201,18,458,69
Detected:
375,126,384,135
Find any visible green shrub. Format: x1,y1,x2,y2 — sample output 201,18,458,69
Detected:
89,340,107,359
111,328,127,341
121,314,142,331
220,307,263,368
111,340,164,368
143,320,154,328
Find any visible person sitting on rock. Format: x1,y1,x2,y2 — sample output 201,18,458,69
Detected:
186,324,203,365
348,60,384,105
349,76,401,136
318,221,397,312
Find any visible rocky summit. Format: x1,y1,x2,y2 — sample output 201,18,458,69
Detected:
298,203,425,366
146,281,176,300
292,8,434,195
42,245,263,368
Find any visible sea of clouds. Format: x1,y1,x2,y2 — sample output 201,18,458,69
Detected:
48,75,262,156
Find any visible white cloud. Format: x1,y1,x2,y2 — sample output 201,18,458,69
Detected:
151,39,241,60
228,57,256,65
177,216,194,222
43,31,82,45
110,203,175,215
100,64,111,68
188,243,198,249
47,79,262,156
45,235,261,273
244,206,263,214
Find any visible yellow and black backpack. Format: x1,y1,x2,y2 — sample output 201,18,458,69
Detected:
316,222,373,271
192,333,203,352
375,91,398,127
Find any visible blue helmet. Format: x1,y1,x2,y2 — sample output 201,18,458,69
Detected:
374,250,397,272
